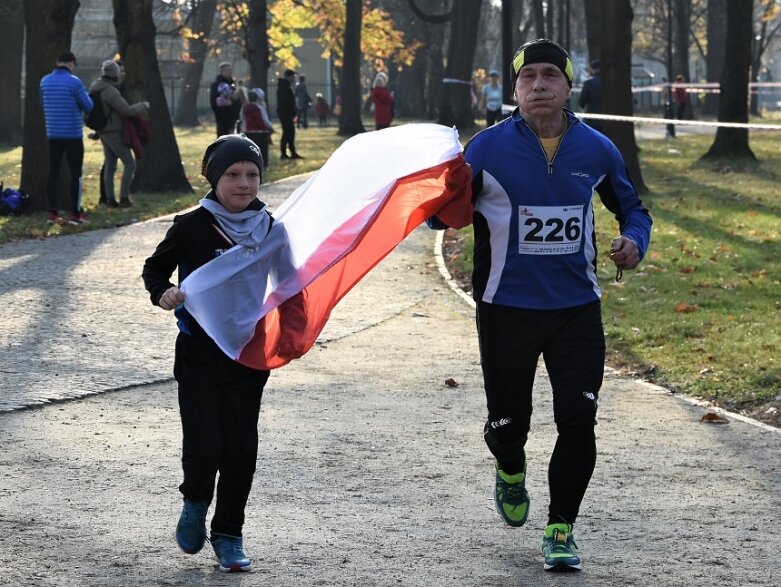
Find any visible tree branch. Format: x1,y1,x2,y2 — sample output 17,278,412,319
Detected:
407,0,450,24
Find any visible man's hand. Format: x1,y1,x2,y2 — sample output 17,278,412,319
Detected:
610,236,640,270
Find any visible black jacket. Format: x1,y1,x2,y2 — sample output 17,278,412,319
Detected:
578,74,602,113
276,77,296,120
142,201,271,339
210,74,241,127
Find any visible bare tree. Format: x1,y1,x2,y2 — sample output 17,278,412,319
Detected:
174,0,218,127
750,0,781,115
113,0,192,193
672,0,692,81
702,0,755,161
0,0,24,145
426,22,447,119
532,0,545,37
584,0,647,192
385,0,440,118
338,0,366,136
245,0,270,91
437,0,482,130
21,0,80,210
222,0,270,91
703,0,727,116
502,0,514,104
407,0,450,119
513,0,536,50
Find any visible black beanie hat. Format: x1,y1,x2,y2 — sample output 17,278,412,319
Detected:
201,134,263,188
511,38,574,87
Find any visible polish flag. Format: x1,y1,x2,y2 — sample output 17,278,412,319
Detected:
180,123,472,370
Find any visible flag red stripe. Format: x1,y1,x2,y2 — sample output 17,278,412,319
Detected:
237,155,472,370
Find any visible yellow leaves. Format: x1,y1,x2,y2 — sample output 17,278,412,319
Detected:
362,8,421,66
268,0,313,69
269,0,419,69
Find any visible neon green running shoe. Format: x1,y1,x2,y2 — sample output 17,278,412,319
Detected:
542,523,582,572
493,462,530,527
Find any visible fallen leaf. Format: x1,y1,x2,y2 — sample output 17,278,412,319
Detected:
444,378,459,388
701,412,729,424
674,303,698,313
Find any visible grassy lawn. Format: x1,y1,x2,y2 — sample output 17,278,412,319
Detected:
2,119,779,425
0,122,352,243
446,130,781,425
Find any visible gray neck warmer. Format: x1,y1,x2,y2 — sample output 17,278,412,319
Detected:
200,194,271,249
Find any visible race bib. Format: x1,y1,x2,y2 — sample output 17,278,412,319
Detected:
518,205,583,255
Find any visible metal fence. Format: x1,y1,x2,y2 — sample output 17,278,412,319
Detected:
163,80,334,123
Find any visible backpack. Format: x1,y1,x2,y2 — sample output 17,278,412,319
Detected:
84,89,109,131
0,187,31,216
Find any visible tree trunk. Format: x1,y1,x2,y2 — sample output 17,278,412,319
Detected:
21,0,80,211
393,0,441,118
501,0,514,104
338,0,366,136
532,0,545,37
113,0,192,193
583,0,601,66
0,0,24,146
174,0,217,127
426,22,446,119
584,0,647,193
545,0,554,41
672,0,691,82
513,0,533,51
396,51,426,118
703,0,726,116
245,0,270,93
750,41,761,117
437,0,481,130
702,0,755,161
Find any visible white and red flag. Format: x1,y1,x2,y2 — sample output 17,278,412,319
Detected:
180,123,472,369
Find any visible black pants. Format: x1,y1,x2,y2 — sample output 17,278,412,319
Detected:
47,138,84,216
216,117,237,137
174,332,269,537
296,107,309,129
279,115,297,157
664,103,676,138
477,300,604,526
244,131,270,170
486,108,502,127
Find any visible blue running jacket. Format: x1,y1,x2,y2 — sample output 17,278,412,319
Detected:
463,108,652,310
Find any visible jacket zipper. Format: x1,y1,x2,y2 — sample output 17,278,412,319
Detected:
533,115,576,175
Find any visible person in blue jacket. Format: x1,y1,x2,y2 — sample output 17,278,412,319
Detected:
432,39,652,573
39,51,94,226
